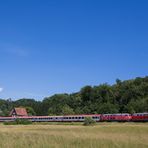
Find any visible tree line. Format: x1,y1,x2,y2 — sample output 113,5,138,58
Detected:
0,76,148,116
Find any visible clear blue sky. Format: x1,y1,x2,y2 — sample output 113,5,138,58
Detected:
0,0,148,100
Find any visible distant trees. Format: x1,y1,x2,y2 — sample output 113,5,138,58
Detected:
0,98,13,116
26,107,36,116
44,94,71,115
61,105,74,115
0,76,148,116
126,97,148,113
97,103,119,114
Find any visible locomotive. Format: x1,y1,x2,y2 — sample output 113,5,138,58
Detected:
0,113,148,122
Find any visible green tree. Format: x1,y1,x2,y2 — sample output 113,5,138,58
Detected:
62,105,74,115
26,106,36,116
97,103,119,114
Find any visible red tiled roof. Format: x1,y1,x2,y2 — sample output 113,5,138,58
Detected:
10,108,28,116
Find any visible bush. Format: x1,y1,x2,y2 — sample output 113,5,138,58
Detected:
15,119,32,125
83,117,96,126
4,122,16,125
4,119,32,125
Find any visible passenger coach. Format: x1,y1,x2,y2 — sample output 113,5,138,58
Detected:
62,114,101,122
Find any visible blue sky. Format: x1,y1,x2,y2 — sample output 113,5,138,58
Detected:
0,0,148,100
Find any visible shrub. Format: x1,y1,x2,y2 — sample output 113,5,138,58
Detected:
15,119,32,125
4,122,16,125
3,119,32,125
83,117,96,126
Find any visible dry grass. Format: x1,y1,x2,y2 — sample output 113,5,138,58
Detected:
0,122,147,148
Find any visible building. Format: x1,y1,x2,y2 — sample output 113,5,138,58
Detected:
10,107,28,116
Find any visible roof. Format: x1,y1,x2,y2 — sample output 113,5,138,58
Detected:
63,114,101,117
10,108,28,116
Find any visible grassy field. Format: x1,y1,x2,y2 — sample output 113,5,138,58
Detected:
0,123,147,148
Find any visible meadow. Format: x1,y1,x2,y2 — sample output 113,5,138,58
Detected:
0,122,147,148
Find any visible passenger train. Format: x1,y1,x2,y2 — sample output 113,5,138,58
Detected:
0,113,148,122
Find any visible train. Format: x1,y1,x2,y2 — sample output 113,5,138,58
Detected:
0,113,148,122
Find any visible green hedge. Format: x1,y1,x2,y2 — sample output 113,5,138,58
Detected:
4,119,32,125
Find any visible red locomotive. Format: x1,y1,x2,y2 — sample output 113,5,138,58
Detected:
131,113,148,122
100,114,132,122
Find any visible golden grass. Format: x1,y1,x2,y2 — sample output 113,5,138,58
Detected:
0,123,147,148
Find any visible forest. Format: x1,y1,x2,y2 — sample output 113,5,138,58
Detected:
0,76,148,116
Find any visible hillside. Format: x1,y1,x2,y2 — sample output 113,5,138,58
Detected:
0,76,148,116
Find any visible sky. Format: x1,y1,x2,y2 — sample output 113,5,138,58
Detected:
0,0,148,100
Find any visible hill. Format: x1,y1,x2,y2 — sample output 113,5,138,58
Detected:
0,76,148,116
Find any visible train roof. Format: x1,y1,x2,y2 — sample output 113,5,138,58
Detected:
63,114,101,117
132,113,148,115
102,113,130,116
